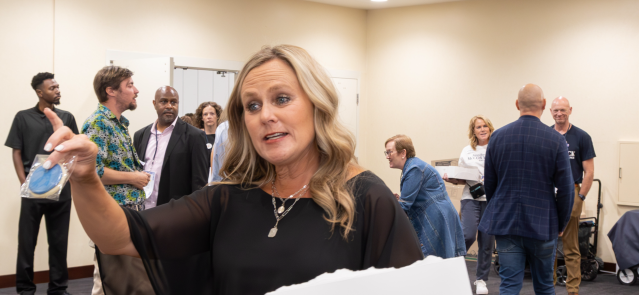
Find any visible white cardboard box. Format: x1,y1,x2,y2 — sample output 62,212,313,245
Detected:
268,256,472,295
435,166,481,182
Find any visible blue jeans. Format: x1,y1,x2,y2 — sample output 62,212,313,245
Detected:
461,199,494,281
496,235,557,295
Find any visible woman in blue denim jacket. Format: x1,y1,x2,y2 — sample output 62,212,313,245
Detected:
385,134,466,258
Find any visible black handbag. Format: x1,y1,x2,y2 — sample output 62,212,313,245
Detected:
469,183,485,199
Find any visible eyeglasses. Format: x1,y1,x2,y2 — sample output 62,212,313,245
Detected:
383,150,395,157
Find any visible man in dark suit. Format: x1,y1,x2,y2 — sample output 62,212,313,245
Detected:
133,86,209,208
479,84,574,295
132,85,213,293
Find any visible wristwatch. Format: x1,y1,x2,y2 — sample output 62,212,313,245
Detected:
578,194,586,201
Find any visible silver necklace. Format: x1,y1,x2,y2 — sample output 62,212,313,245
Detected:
268,180,309,238
272,181,308,214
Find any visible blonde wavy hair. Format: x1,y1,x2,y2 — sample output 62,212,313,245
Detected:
468,115,495,150
220,45,358,238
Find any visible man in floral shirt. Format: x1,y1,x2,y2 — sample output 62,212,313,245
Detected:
82,65,152,294
82,66,150,208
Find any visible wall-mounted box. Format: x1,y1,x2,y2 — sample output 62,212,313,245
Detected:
618,142,639,206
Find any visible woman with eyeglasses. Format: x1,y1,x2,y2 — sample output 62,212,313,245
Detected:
384,134,466,259
442,115,494,295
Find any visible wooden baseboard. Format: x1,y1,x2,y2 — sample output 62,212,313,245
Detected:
0,265,93,289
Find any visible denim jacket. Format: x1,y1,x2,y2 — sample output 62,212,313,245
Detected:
400,157,466,258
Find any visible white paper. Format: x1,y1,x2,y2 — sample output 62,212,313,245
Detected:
143,171,155,198
267,256,472,295
435,166,481,182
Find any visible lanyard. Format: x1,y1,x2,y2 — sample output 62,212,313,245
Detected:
150,123,161,168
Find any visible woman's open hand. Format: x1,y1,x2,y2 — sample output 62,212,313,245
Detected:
42,108,98,182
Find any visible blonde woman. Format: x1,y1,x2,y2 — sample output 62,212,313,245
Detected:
443,115,495,295
40,45,422,294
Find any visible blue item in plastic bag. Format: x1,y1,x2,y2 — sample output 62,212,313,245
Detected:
29,164,63,194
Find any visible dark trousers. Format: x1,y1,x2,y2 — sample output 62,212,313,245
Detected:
461,199,495,281
16,198,71,295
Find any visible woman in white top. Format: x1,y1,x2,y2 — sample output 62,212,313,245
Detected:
443,115,495,295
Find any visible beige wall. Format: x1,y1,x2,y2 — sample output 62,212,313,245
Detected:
2,0,637,277
0,0,366,275
0,0,55,275
365,0,639,263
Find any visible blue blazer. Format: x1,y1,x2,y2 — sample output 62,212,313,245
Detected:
478,115,574,241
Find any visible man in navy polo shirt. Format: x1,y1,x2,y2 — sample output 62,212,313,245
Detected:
551,96,596,295
479,84,574,295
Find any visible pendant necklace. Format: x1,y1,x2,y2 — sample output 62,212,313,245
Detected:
272,181,308,214
268,180,309,238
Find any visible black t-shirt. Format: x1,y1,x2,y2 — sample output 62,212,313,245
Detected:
5,104,79,200
551,124,596,183
205,133,215,167
205,133,216,149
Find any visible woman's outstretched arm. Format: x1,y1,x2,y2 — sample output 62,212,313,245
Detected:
43,108,138,257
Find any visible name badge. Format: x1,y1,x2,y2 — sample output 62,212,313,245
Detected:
143,171,156,198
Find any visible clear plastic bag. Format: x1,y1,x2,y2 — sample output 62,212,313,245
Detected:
20,154,76,201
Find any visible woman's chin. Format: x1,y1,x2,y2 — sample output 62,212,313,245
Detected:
260,150,296,167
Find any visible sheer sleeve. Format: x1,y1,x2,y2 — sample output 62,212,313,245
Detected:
130,186,218,257
122,185,227,295
358,174,424,269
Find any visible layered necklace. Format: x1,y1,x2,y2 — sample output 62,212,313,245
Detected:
268,180,309,238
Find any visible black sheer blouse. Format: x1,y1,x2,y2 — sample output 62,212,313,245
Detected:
124,171,423,294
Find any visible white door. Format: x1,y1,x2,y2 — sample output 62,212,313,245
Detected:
198,70,215,106
213,71,235,110
331,78,359,156
174,69,236,116
111,57,173,134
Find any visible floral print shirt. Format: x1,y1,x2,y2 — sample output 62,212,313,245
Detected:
82,104,145,205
